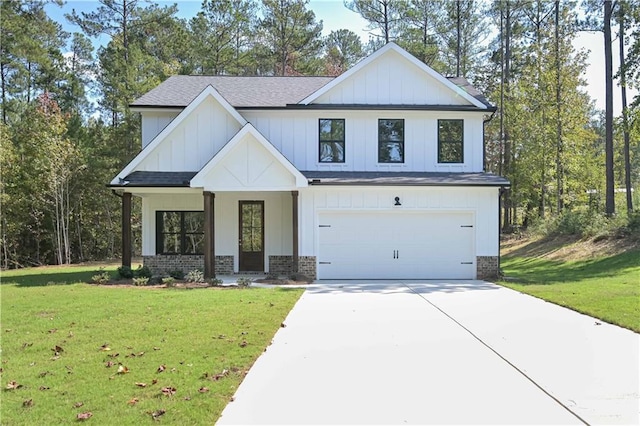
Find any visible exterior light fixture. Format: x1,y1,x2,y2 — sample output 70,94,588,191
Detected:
394,196,401,206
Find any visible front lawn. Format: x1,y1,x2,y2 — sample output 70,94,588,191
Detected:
499,249,640,333
0,266,303,425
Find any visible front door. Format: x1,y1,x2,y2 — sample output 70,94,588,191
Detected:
239,201,264,272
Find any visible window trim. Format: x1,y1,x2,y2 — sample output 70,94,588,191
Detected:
378,118,405,164
318,118,346,163
156,210,205,255
437,119,464,164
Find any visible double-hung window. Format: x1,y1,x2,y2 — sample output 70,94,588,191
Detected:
319,119,345,163
378,119,404,163
438,119,464,163
156,211,204,255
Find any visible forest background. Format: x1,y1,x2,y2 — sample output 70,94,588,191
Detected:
1,0,638,268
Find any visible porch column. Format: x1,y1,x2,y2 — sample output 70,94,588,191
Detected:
122,192,132,268
203,191,216,279
291,190,299,274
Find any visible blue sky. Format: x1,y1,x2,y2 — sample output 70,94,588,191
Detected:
45,0,631,114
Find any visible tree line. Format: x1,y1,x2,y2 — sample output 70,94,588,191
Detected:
1,0,638,268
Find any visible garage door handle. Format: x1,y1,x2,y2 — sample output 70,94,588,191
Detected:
393,250,399,259
461,262,473,264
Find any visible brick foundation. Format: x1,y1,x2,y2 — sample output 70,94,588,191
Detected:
143,255,234,276
476,256,499,280
268,255,317,280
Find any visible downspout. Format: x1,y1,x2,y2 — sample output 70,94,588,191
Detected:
483,111,496,173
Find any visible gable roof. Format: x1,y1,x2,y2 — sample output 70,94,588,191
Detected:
298,43,488,109
111,85,246,185
190,123,307,190
131,76,335,109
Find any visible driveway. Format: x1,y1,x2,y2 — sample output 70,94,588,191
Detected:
217,281,639,425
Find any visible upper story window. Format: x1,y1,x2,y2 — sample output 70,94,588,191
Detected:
438,119,464,163
378,119,404,163
319,119,345,163
156,211,204,255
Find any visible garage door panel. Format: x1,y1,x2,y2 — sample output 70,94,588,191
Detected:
318,211,475,279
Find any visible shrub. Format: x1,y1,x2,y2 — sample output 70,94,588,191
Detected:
289,272,311,283
236,277,252,288
265,272,279,280
132,277,149,286
185,269,205,283
91,269,110,285
117,265,134,279
167,269,185,280
208,278,223,286
134,265,152,279
162,277,176,287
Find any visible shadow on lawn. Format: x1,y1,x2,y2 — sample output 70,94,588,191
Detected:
502,249,640,285
2,269,111,287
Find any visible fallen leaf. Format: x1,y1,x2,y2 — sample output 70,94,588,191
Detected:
38,371,51,377
280,322,287,328
22,399,34,407
50,355,60,361
68,331,74,337
135,382,147,387
48,329,57,334
100,344,110,351
73,402,84,408
6,381,22,390
128,398,139,405
76,412,92,420
116,365,129,374
198,387,209,393
183,396,191,401
151,379,158,385
105,361,114,368
161,386,176,396
239,341,247,348
153,347,160,351
211,369,229,381
217,334,226,339
157,365,166,373
107,353,119,358
39,386,50,391
52,345,64,354
21,342,33,349
150,409,166,420
137,351,145,357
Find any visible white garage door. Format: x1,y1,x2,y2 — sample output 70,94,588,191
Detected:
318,211,475,279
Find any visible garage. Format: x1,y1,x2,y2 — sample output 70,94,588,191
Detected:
317,210,475,279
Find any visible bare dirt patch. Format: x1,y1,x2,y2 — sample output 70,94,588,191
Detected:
502,234,640,261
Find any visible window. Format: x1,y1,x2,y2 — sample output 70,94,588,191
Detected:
156,211,204,255
438,119,464,163
378,119,404,163
319,119,345,163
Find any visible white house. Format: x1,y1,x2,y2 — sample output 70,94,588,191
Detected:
111,43,509,280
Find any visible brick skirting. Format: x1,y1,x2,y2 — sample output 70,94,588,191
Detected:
476,256,499,280
269,255,317,280
143,255,234,276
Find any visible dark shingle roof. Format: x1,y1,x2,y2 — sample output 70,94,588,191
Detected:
447,77,494,108
131,76,335,108
111,171,198,187
302,171,509,187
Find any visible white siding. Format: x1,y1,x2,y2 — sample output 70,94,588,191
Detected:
241,110,485,172
137,97,242,172
298,186,499,258
141,192,292,272
141,111,179,147
314,50,472,106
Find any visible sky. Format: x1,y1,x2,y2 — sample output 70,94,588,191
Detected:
45,0,634,116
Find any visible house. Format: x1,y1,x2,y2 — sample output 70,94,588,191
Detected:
110,43,509,280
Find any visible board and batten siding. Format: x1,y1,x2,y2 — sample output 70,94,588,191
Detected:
136,97,242,172
313,49,470,106
141,192,292,272
240,110,485,173
141,111,179,147
298,186,499,259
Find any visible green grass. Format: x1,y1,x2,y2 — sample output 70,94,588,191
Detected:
499,249,640,333
0,266,303,425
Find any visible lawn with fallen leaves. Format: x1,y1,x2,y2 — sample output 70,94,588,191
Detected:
0,266,303,424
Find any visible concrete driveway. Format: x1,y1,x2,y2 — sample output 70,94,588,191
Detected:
217,281,639,425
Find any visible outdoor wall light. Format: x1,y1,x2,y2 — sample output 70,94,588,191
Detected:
394,196,401,206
